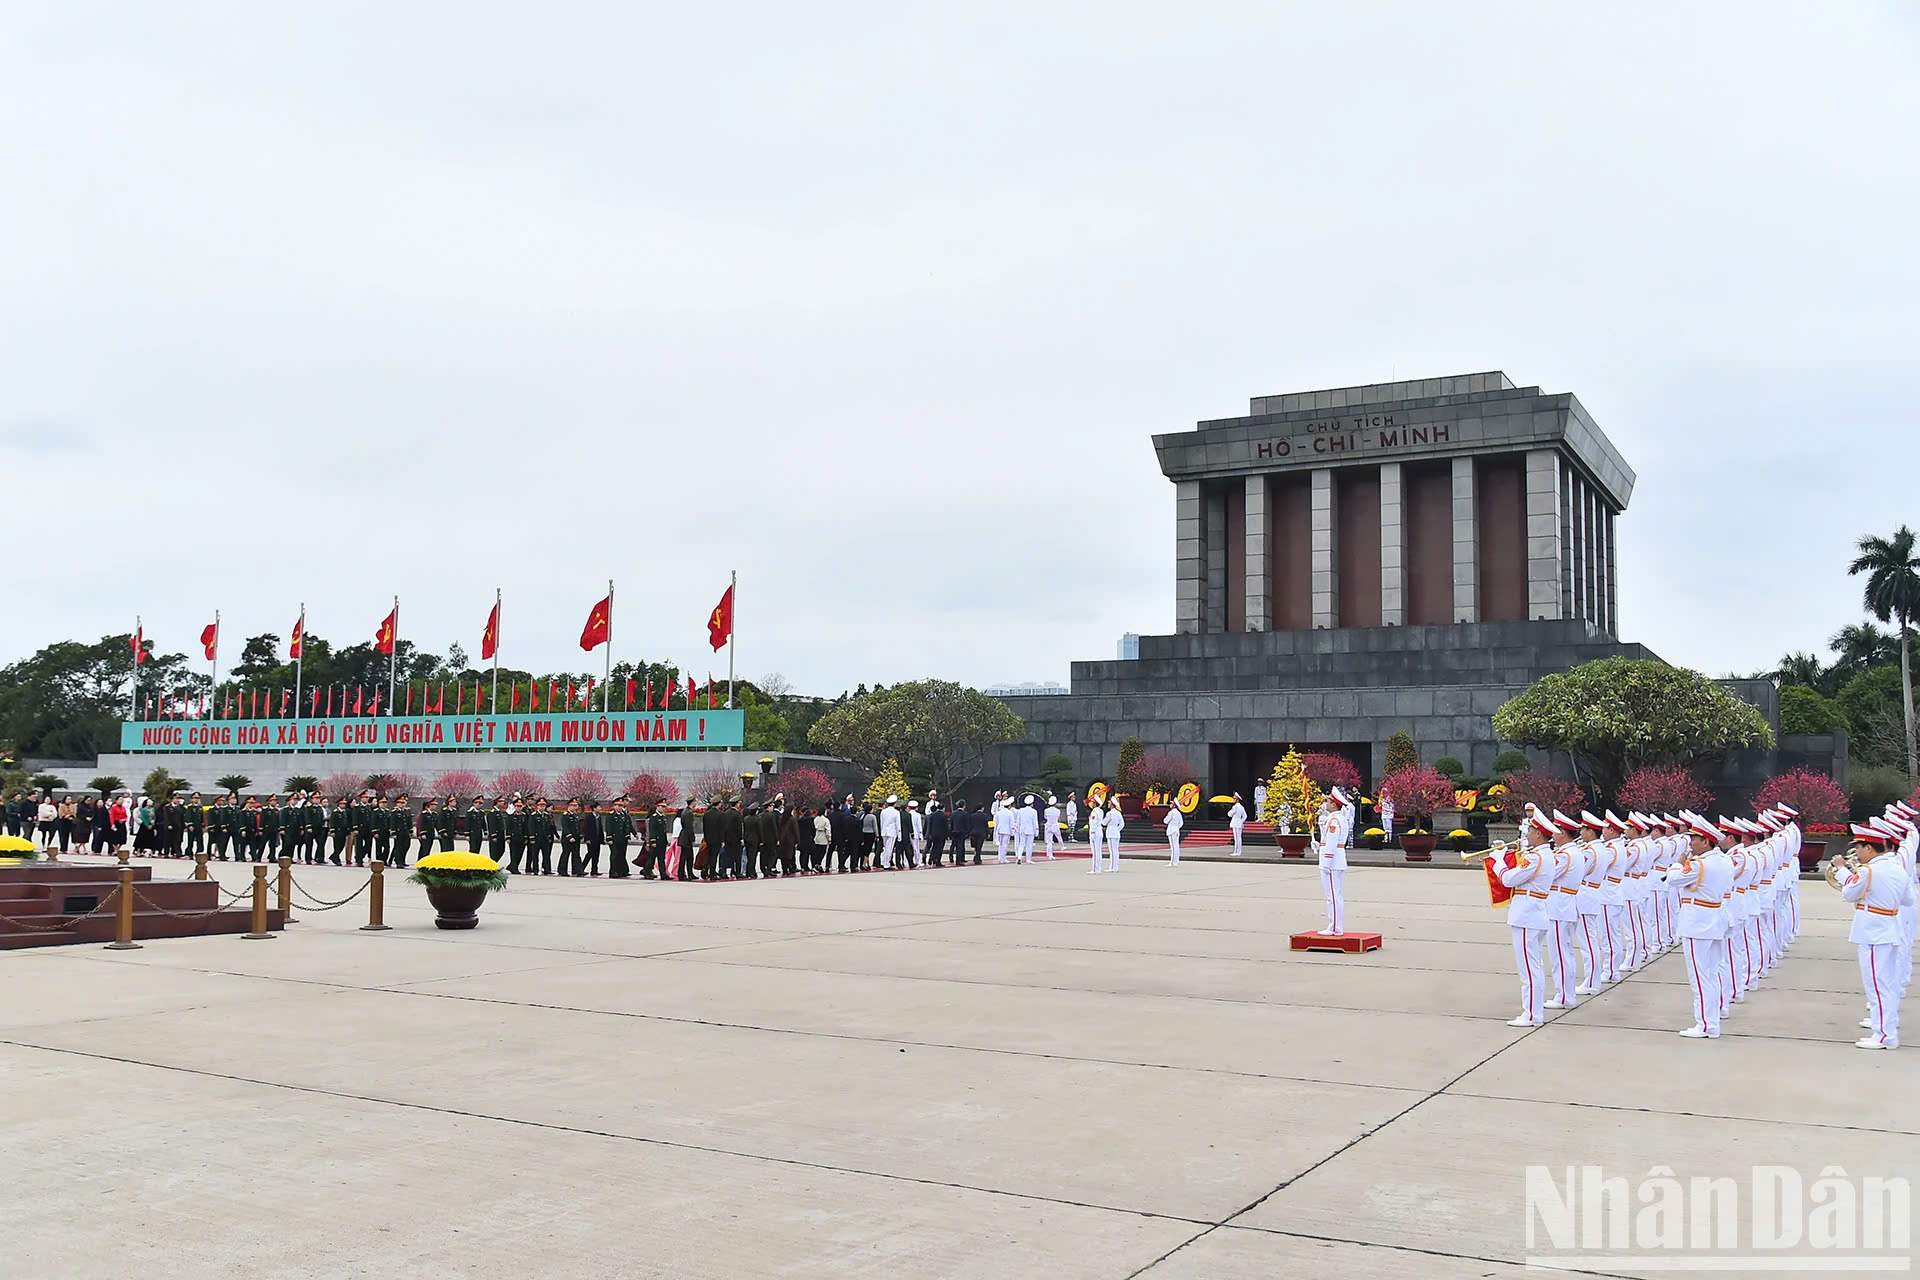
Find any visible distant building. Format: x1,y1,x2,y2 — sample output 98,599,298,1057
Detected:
1116,633,1140,660
983,681,1069,698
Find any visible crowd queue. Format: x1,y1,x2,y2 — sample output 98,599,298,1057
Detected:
2,788,1123,881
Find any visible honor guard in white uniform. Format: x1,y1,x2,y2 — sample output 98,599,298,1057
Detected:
1228,793,1247,857
1085,795,1106,873
1101,800,1125,872
1879,802,1916,997
1043,796,1062,859
1564,808,1608,994
1163,802,1183,865
1500,810,1561,1026
908,800,926,868
1576,811,1624,983
1827,819,1914,1049
992,793,1011,863
1316,788,1353,934
1659,812,1736,1038
1064,795,1078,842
1543,813,1583,1009
1019,796,1040,864
879,796,902,869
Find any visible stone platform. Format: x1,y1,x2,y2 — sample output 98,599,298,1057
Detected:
0,863,283,947
1,855,1909,1277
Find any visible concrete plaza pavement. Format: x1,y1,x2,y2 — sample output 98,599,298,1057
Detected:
3,851,1914,1278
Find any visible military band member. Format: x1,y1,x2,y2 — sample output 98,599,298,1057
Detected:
1500,809,1559,1027
1827,819,1913,1049
1659,812,1734,1039
1543,813,1582,1010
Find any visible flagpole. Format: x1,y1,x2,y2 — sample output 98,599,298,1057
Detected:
727,569,736,709
210,610,220,721
130,615,140,720
604,579,614,714
388,595,399,717
292,604,304,755
490,587,501,712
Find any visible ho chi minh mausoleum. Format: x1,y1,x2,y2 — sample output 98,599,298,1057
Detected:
990,372,1800,799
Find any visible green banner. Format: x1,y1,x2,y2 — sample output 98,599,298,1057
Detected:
120,710,745,753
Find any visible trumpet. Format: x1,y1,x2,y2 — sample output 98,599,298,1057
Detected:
1461,838,1522,863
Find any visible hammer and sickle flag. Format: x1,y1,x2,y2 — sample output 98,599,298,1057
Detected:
375,608,398,656
580,594,612,652
708,584,734,652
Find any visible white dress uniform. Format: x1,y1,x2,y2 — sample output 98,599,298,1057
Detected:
1880,804,1917,994
993,796,1011,863
1085,799,1106,873
908,805,925,867
1500,818,1556,1026
1544,836,1582,1009
1163,805,1183,865
1043,800,1062,858
1101,803,1125,872
1580,815,1626,983
1064,798,1078,841
1016,800,1038,864
1228,799,1247,857
879,800,902,869
1316,791,1352,933
1833,825,1915,1049
1570,817,1609,995
1665,817,1734,1037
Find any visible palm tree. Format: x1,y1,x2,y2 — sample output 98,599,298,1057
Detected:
1828,621,1898,680
1849,527,1920,780
1771,651,1827,692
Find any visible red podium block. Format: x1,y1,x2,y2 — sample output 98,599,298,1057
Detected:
1289,930,1382,954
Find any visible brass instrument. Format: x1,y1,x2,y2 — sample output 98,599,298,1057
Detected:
1461,837,1521,864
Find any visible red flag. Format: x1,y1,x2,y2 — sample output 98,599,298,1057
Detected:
583,679,594,708
405,684,414,715
480,600,500,661
707,675,716,709
200,621,219,661
253,689,263,718
511,684,522,713
325,687,334,717
548,680,559,709
643,677,651,710
289,613,306,661
353,687,364,715
312,688,322,715
457,684,464,714
686,675,696,705
131,627,145,666
626,678,636,710
531,681,542,711
707,585,734,652
222,690,233,719
436,683,446,714
375,607,397,656
280,688,292,716
369,687,382,715
566,679,576,708
580,594,612,652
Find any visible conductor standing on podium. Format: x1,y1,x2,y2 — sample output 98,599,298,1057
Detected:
1316,788,1353,933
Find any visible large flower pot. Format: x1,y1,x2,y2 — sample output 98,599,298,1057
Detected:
1142,804,1170,825
1274,832,1312,857
1399,834,1438,861
1797,840,1827,874
424,882,490,930
1116,795,1144,818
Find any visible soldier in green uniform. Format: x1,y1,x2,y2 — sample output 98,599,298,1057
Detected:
604,795,634,879
185,792,206,856
261,796,284,863
329,798,352,865
485,795,508,865
390,794,413,869
307,796,328,864
206,796,228,860
349,795,374,866
557,799,582,877
419,798,441,860
465,796,487,855
643,800,671,880
506,798,528,873
528,798,555,875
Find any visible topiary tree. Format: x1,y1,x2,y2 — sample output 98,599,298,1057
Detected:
1431,756,1465,779
282,774,320,794
1615,764,1713,816
1779,685,1848,736
1492,749,1531,777
865,758,910,805
1499,770,1586,822
1260,747,1322,833
1039,753,1075,786
215,773,252,795
89,776,125,797
1378,765,1455,833
1754,768,1848,826
30,773,67,793
1299,752,1362,794
1383,731,1418,779
1114,737,1146,795
1492,657,1774,798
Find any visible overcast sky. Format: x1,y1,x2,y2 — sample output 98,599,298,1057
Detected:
4,2,1915,695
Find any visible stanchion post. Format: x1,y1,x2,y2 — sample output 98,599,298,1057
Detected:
360,858,391,932
277,855,298,924
116,849,130,868
242,863,274,940
104,864,142,951
193,853,209,881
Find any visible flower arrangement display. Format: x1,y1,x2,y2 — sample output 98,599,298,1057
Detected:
1260,747,1323,834
1378,765,1454,834
1445,828,1475,851
1174,783,1201,814
1752,769,1848,827
1359,826,1386,849
408,850,508,892
0,834,40,861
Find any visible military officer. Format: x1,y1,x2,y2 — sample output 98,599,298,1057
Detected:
1659,812,1735,1039
603,795,634,878
557,799,583,876
528,798,555,875
465,796,487,855
485,795,509,867
1315,789,1353,934
328,796,352,865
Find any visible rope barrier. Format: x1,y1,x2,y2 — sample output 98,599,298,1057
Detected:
127,883,254,921
288,874,374,911
0,887,123,933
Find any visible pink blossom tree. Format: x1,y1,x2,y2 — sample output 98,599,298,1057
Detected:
493,768,547,802
366,771,424,799
319,772,364,804
1499,770,1585,822
1136,751,1195,791
1755,768,1848,826
429,770,486,803
688,767,745,806
553,766,610,805
1300,752,1363,793
1378,765,1456,830
620,770,677,811
1615,764,1712,816
771,765,834,811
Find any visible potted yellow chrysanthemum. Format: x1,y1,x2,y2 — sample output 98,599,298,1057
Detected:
408,850,507,930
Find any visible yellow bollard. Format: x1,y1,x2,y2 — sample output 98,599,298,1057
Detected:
360,859,391,932
242,863,274,940
104,864,142,951
193,853,209,881
277,856,298,924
